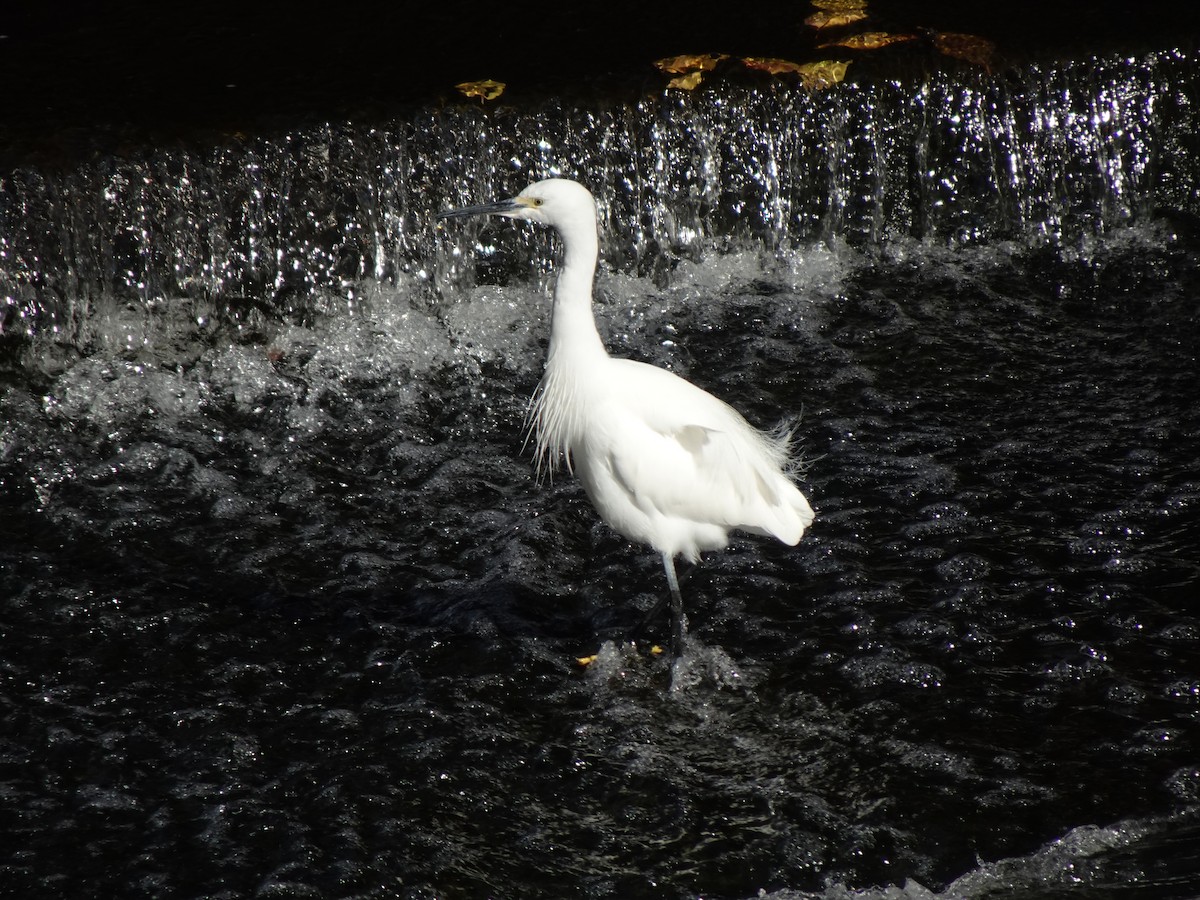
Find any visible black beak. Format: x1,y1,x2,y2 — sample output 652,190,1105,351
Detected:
437,197,522,219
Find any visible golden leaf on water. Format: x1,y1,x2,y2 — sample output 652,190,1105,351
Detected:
933,32,997,69
742,56,806,75
667,70,706,90
820,31,916,50
455,79,506,101
805,9,868,29
812,0,867,9
654,53,728,74
796,59,849,90
742,57,849,91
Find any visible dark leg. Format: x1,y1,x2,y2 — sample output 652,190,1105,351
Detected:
624,554,689,655
626,592,670,646
662,553,686,658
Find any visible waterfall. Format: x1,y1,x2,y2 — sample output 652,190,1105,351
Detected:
1,50,1195,360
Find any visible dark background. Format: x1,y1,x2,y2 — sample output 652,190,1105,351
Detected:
2,1,1199,166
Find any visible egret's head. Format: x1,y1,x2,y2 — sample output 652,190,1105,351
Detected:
438,178,597,236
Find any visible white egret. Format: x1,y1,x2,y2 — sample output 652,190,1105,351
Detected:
439,179,814,655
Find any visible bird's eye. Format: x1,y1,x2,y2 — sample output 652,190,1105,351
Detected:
532,198,544,206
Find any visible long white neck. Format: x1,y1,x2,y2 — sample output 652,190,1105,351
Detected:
546,216,607,366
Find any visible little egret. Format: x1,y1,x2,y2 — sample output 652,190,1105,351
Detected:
439,179,814,655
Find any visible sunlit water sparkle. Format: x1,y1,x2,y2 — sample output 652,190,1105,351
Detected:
3,49,1200,900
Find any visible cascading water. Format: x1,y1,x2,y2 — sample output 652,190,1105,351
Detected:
3,52,1192,357
2,48,1199,899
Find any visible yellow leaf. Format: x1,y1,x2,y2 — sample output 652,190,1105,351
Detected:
804,9,868,29
576,654,598,666
933,32,997,70
742,57,849,91
811,0,867,9
796,59,850,90
667,70,705,90
455,79,506,101
654,53,728,74
742,56,806,76
820,31,916,50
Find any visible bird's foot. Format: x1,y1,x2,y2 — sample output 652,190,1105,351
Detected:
575,642,663,667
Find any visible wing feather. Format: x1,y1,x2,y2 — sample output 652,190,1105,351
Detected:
595,360,813,544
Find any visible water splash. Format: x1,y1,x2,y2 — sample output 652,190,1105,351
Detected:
1,50,1195,360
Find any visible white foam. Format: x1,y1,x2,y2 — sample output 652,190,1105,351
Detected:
670,634,752,695
441,283,545,375
755,815,1187,900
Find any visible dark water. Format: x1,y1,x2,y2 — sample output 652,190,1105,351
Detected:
3,49,1200,899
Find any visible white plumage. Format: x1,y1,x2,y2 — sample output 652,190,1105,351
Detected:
440,178,814,653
